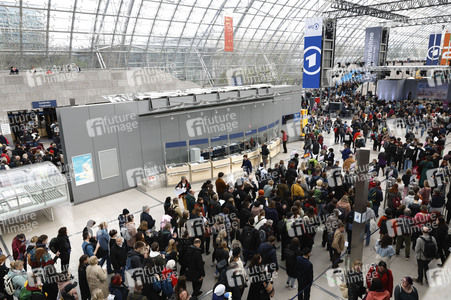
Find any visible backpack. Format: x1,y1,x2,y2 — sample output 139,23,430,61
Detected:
28,247,38,268
49,238,59,254
313,189,322,203
392,196,401,209
121,226,131,241
4,274,17,295
125,257,132,271
258,229,266,244
379,217,389,235
161,275,174,297
84,242,105,258
19,286,45,300
39,253,53,266
262,147,270,156
241,227,254,249
369,188,378,204
420,236,437,260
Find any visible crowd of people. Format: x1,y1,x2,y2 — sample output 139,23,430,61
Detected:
1,94,451,300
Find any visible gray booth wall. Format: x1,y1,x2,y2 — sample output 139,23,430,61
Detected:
57,87,301,204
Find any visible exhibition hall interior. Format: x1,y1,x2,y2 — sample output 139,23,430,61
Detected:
1,0,451,299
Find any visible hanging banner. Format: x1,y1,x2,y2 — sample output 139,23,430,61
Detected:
363,27,383,82
441,32,451,65
224,16,233,52
426,33,442,65
303,17,323,89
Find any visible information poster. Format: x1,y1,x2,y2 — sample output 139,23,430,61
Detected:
72,153,95,186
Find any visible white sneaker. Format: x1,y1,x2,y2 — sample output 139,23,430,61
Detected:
285,283,290,288
290,285,297,290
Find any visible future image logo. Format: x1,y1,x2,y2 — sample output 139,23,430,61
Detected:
186,114,238,137
86,113,138,137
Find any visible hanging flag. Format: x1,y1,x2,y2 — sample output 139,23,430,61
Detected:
303,17,323,89
441,31,451,65
426,33,442,65
225,16,233,52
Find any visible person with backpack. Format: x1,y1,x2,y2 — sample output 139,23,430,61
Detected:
28,235,58,269
414,226,437,285
369,181,383,218
240,218,260,265
52,227,71,274
387,184,402,210
261,143,270,168
96,222,113,274
82,231,101,258
0,255,11,300
118,209,130,229
4,260,27,298
257,235,278,277
285,237,302,290
126,241,148,271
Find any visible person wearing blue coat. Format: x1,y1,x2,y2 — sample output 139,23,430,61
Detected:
296,248,313,300
97,222,113,274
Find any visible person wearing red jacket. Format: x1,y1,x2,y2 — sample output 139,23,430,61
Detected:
366,261,394,298
11,233,26,262
162,260,178,287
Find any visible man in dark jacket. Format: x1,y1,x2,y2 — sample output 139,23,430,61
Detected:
242,155,253,175
126,241,147,270
241,218,260,264
185,238,205,299
215,172,227,200
296,247,313,300
140,206,155,229
257,235,278,276
111,236,127,280
54,227,71,273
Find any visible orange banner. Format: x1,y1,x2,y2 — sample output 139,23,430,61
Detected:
225,16,233,52
441,32,451,65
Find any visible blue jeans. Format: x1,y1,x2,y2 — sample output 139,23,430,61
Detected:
365,222,371,246
99,254,113,273
287,276,296,287
372,205,380,218
403,159,412,173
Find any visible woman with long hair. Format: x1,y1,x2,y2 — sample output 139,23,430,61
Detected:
166,239,179,266
78,255,90,300
247,254,270,300
174,275,189,300
365,278,390,300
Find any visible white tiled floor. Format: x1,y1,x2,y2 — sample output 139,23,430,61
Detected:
1,119,444,300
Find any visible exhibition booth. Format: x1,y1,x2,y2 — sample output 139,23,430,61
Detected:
57,85,300,204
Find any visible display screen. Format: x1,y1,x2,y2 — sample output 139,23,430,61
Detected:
417,81,449,100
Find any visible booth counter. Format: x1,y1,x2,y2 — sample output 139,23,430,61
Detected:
247,149,261,169
211,158,231,177
166,164,190,186
230,155,244,174
269,138,281,158
189,161,213,183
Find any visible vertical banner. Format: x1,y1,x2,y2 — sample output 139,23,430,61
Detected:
224,16,233,52
303,17,323,89
441,32,451,65
363,27,383,82
426,33,442,65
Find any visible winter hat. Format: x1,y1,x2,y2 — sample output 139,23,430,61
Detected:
122,209,130,215
86,220,96,227
166,259,176,270
214,284,226,296
258,189,265,196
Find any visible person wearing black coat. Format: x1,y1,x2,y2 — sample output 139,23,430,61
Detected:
296,248,313,300
140,207,156,229
110,237,127,280
0,255,12,300
78,255,90,300
285,238,302,289
286,166,298,190
177,234,192,276
184,239,205,298
247,254,270,300
55,227,71,273
433,217,449,266
346,260,366,300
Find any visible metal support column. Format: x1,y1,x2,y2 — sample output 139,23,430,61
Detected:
349,148,370,267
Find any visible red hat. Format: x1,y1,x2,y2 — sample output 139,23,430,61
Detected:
258,189,265,196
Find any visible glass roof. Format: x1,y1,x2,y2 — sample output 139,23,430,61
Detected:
0,0,449,86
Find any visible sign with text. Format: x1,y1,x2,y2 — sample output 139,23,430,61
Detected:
225,16,233,52
303,17,323,89
426,33,442,65
363,27,382,82
32,100,57,109
441,32,451,66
